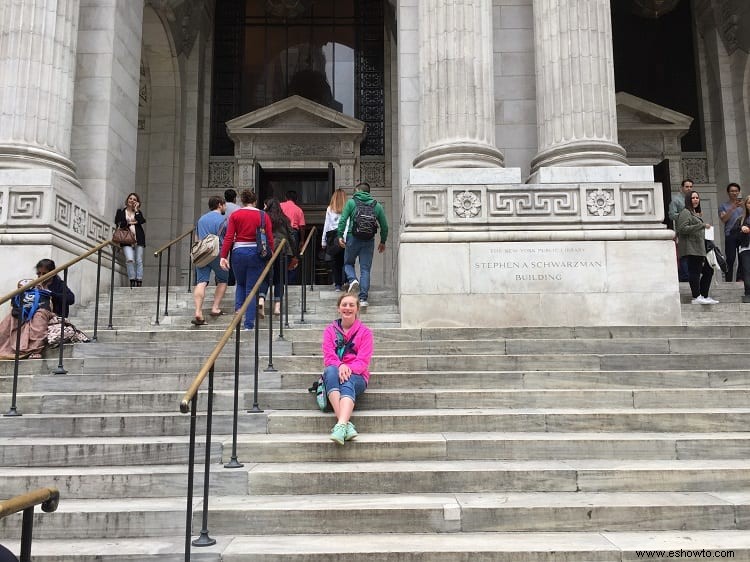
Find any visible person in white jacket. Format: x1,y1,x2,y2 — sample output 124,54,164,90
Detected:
321,189,348,291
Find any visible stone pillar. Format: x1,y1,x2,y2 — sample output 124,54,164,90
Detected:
412,0,504,169
0,0,80,180
530,0,627,172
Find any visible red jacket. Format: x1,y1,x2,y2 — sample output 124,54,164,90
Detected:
220,207,274,259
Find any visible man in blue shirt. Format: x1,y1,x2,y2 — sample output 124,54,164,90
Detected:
718,182,744,281
192,196,228,325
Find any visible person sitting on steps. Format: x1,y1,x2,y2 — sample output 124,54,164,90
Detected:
321,293,374,445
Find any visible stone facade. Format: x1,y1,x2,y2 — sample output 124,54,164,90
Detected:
2,0,750,324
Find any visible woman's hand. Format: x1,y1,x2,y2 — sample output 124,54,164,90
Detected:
338,363,352,382
704,223,712,229
219,257,229,271
742,226,750,234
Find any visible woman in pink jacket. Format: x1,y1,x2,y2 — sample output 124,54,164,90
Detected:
321,293,374,445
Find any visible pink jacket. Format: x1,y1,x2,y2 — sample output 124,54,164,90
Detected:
321,318,374,383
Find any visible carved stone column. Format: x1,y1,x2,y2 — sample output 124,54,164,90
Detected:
412,0,505,168
0,0,80,179
530,0,627,172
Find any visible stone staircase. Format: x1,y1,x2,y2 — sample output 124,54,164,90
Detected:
1,282,750,560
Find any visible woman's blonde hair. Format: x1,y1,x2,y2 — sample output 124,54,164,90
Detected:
328,189,348,214
741,195,750,225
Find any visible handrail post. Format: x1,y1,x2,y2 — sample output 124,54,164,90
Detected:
108,247,116,330
20,505,34,562
93,248,103,342
192,365,216,547
53,268,69,375
165,246,172,317
184,396,198,561
224,323,243,469
248,301,264,413
4,314,24,417
309,230,315,291
265,267,276,372
279,254,287,338
155,253,163,326
284,254,290,329
300,250,306,324
187,231,194,293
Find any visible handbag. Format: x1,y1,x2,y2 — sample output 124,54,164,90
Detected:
112,226,136,246
256,211,271,260
324,230,342,259
190,234,220,267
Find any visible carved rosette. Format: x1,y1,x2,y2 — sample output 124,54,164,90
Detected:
73,206,87,235
586,189,616,217
209,160,235,188
453,191,482,219
360,161,386,189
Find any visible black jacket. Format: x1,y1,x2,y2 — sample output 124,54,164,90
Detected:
47,275,75,317
114,208,146,247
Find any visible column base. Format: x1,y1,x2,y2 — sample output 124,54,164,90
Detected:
530,140,628,174
413,141,505,169
399,239,681,328
0,144,79,187
528,165,655,184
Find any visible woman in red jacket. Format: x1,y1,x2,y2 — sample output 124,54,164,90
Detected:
219,189,273,330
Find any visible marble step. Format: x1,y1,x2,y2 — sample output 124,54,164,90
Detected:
243,459,750,495
232,432,750,462
0,464,249,499
265,408,750,434
0,492,747,540
10,531,750,562
7,388,750,414
0,436,222,467
6,460,750,502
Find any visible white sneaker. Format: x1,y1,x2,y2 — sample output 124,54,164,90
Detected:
691,296,707,304
359,299,369,307
703,296,720,304
348,280,360,295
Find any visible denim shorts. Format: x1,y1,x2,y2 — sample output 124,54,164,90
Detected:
195,256,228,285
323,365,366,402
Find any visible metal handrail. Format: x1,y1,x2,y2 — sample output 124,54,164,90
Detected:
153,228,194,324
179,239,286,561
2,240,118,416
0,487,59,562
297,226,317,324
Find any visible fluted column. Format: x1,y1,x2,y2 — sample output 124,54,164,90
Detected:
412,0,504,168
530,0,627,172
0,0,80,179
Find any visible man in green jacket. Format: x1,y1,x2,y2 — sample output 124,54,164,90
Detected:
337,182,388,307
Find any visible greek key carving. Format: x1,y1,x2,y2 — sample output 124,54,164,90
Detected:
11,192,43,219
488,191,578,217
55,197,71,226
621,189,654,215
414,192,446,218
88,216,110,242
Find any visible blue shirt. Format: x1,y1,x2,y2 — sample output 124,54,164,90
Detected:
718,201,743,236
197,210,227,243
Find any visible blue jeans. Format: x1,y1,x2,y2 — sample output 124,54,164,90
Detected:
323,365,367,402
344,237,375,300
122,244,144,280
231,246,265,329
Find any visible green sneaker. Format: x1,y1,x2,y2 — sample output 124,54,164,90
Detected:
329,423,347,445
345,422,358,441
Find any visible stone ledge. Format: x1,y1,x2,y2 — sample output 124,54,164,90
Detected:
529,166,655,184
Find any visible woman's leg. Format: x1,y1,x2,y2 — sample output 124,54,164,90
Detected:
332,251,344,288
232,248,249,322
686,255,702,298
242,250,265,329
699,257,714,298
725,234,739,281
273,259,283,302
134,245,145,282
122,245,136,281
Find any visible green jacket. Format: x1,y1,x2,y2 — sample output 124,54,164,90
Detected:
337,191,389,244
675,208,707,257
